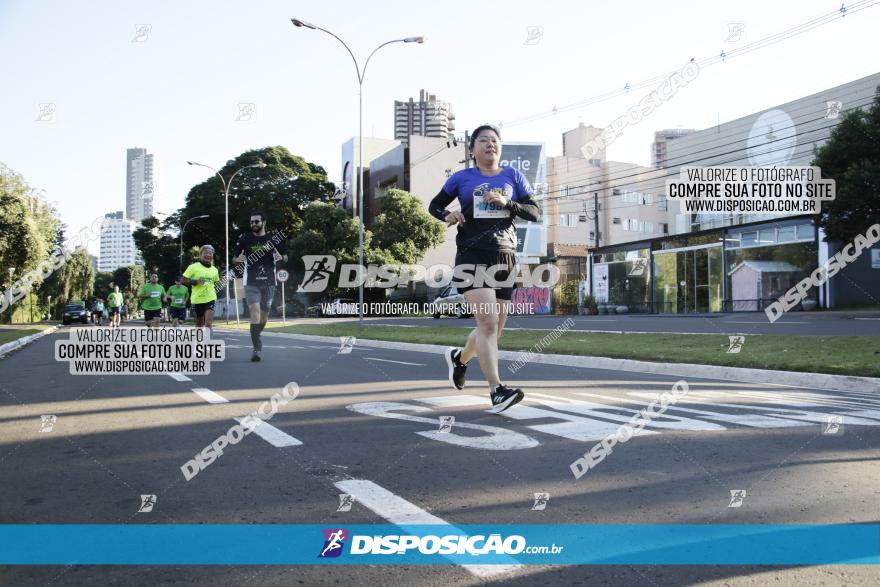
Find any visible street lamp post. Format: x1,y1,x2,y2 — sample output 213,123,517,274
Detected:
187,161,266,324
7,268,15,324
179,215,211,274
291,18,423,324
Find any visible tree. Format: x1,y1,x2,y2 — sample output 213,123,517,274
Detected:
53,248,94,303
0,164,60,289
133,217,181,283
175,146,336,274
94,272,114,298
372,189,445,265
813,87,880,243
112,266,145,316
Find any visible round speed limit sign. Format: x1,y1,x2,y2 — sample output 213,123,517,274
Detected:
276,269,289,283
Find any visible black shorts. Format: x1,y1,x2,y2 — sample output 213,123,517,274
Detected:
108,307,120,316
193,301,215,318
454,248,517,301
169,307,187,320
144,309,162,321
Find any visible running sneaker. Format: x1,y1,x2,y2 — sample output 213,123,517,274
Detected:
489,385,524,413
445,347,467,390
251,350,262,362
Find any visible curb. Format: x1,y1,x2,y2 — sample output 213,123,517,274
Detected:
217,329,880,394
0,325,61,359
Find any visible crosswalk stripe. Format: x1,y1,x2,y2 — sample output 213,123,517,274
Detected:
334,479,521,578
191,387,229,404
234,417,303,447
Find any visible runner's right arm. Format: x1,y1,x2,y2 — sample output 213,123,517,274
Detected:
429,190,465,226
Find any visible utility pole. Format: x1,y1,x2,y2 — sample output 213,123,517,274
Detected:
464,130,470,169
593,192,600,248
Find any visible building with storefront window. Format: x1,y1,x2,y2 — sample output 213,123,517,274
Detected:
587,72,880,313
589,215,821,313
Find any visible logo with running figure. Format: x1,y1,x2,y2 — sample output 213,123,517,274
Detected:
299,255,337,292
319,528,348,558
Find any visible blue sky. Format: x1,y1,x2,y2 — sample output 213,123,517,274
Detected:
1,0,877,254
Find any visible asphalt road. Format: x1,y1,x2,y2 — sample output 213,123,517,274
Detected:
1,325,879,585
329,311,880,336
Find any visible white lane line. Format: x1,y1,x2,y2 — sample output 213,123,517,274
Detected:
726,320,807,324
334,479,520,578
168,373,191,382
191,387,229,404
234,417,303,447
854,317,880,321
417,395,487,407
363,357,425,366
225,344,301,349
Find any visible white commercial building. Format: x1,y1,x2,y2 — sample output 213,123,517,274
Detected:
98,211,140,272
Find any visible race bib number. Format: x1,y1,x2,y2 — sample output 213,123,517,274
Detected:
174,298,183,305
473,192,510,219
150,291,160,298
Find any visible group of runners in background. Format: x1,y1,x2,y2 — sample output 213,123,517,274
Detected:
86,210,285,362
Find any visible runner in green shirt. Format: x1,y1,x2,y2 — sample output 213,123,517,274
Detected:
164,275,190,327
183,245,220,329
139,273,166,328
107,286,124,328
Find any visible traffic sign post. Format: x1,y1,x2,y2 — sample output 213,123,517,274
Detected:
276,269,289,324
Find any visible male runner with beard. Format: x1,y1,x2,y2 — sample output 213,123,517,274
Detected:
233,211,287,362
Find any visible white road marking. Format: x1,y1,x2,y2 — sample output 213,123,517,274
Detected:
224,344,298,349
363,357,425,366
334,479,521,578
418,395,487,407
234,417,303,447
496,403,658,442
346,402,538,450
168,373,191,382
854,317,880,320
726,320,807,324
191,387,229,404
528,392,726,431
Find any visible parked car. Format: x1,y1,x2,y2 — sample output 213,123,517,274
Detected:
62,303,90,325
432,287,471,318
271,298,306,318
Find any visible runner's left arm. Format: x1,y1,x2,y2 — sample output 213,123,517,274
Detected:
506,169,541,222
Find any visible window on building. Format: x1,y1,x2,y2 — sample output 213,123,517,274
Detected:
613,217,621,225
796,224,813,240
661,223,669,235
777,226,796,242
741,232,758,246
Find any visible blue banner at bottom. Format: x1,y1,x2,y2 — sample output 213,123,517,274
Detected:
1,525,878,565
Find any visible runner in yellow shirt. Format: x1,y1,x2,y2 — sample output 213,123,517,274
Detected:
182,245,220,329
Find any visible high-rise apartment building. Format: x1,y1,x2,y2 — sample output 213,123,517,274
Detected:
126,147,159,223
394,90,455,145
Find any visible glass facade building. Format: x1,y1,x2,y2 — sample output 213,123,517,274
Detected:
589,216,818,313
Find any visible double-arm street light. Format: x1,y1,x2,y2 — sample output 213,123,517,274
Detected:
186,160,267,323
179,215,210,274
290,18,423,323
